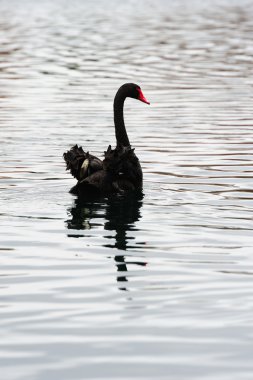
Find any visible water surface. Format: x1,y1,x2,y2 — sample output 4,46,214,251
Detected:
1,1,253,379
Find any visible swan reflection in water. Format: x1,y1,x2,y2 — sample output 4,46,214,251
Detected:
66,193,146,290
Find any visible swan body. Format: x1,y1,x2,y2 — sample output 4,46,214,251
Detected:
63,83,149,196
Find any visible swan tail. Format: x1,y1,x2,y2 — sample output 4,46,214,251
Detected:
63,144,88,180
63,144,103,181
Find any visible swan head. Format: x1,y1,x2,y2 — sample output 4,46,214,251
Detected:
119,83,150,105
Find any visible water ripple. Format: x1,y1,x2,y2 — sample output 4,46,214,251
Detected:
1,0,253,379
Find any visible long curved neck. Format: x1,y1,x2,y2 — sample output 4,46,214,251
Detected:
113,90,130,147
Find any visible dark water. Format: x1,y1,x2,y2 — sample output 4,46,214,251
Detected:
1,0,253,379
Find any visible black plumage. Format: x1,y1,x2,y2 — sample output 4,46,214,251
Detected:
63,83,149,196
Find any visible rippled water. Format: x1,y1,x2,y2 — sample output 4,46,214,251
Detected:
1,0,253,379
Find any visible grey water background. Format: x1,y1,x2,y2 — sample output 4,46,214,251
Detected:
1,0,253,379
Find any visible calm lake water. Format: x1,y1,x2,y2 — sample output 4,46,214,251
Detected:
1,0,253,379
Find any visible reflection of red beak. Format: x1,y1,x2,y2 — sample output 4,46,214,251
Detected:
137,88,150,105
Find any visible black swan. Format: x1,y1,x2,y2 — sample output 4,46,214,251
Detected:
63,83,150,195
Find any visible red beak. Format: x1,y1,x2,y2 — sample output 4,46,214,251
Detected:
137,88,150,105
